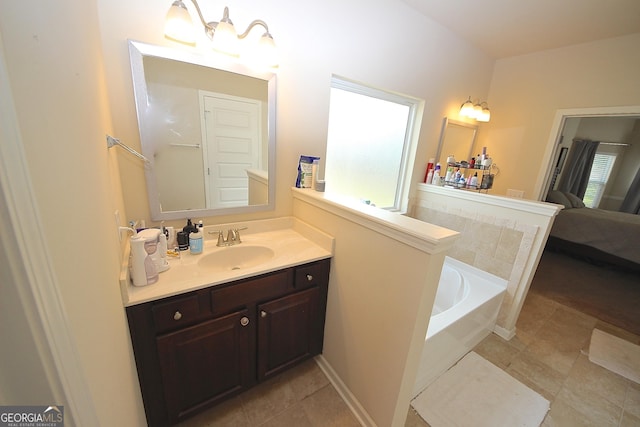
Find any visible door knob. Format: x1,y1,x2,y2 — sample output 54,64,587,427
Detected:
173,311,182,320
260,310,267,318
306,274,313,281
240,316,250,326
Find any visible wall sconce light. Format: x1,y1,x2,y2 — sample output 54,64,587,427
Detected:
459,96,491,122
164,0,278,68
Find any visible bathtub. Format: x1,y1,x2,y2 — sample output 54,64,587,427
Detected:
412,256,507,397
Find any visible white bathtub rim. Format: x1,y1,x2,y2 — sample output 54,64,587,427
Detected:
426,257,507,339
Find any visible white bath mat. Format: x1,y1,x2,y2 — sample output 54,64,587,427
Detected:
411,351,549,427
589,329,640,384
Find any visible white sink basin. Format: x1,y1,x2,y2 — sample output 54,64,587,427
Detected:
197,245,275,272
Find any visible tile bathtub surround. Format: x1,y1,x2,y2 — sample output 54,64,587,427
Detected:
411,204,538,329
408,292,640,426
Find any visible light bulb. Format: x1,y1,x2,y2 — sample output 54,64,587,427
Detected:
164,0,195,44
212,20,239,56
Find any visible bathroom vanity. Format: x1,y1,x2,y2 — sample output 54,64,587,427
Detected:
121,218,333,426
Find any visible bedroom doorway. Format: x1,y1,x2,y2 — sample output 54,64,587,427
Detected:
539,106,640,209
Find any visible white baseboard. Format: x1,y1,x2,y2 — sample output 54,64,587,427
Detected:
494,324,516,340
314,355,377,427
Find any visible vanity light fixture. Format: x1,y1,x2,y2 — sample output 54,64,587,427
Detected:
164,0,278,68
459,97,491,123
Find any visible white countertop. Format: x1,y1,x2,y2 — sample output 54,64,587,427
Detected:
120,217,334,306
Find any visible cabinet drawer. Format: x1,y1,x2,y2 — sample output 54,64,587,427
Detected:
152,294,204,334
294,260,329,290
211,270,292,316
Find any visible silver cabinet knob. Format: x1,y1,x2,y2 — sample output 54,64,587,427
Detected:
240,316,250,326
306,274,313,281
260,310,267,318
173,311,182,321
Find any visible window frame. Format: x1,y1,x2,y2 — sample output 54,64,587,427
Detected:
327,76,423,212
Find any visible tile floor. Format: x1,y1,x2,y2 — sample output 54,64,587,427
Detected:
176,359,360,427
407,292,640,427
178,292,640,426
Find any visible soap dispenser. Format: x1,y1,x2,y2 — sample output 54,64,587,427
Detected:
189,220,204,254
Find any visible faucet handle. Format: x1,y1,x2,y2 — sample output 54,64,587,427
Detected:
209,230,226,246
232,226,248,243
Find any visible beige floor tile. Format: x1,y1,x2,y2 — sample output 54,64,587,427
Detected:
240,375,298,425
524,335,581,375
281,359,331,400
543,398,603,427
621,410,640,427
473,333,521,369
404,407,429,427
301,384,361,427
176,395,248,427
564,353,629,407
625,382,640,419
259,404,313,427
516,293,558,336
514,326,537,347
556,385,622,426
506,350,566,400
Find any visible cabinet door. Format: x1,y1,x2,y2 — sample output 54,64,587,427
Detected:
257,287,321,381
156,308,252,424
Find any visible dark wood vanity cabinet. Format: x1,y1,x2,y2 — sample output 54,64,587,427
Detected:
126,258,330,427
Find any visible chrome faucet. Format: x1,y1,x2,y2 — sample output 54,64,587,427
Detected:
209,227,247,247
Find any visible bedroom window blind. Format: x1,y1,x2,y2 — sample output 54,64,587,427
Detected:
584,153,616,208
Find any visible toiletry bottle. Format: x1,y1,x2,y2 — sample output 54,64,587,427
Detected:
445,166,453,183
183,218,196,235
426,168,434,185
470,172,478,188
311,158,319,190
469,157,475,169
423,158,435,183
431,164,441,185
189,221,203,254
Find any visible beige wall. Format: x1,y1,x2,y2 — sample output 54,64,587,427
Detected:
293,191,457,426
480,33,640,199
0,0,145,424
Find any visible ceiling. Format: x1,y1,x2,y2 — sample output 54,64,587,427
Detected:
401,0,640,59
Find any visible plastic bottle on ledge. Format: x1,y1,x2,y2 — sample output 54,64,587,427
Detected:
423,158,435,183
431,164,441,185
470,172,479,188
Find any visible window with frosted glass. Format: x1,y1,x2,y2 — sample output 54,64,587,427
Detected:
325,77,420,210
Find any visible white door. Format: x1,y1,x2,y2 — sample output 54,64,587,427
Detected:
200,91,262,208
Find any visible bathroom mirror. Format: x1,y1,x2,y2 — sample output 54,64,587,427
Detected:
435,117,478,166
129,40,276,221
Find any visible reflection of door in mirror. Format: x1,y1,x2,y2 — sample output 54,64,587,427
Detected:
435,118,478,166
129,40,276,220
200,92,262,209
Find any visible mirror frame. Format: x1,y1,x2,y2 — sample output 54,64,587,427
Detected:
128,40,276,221
435,117,478,166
